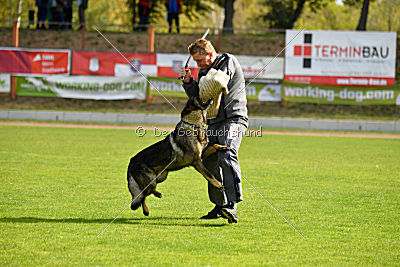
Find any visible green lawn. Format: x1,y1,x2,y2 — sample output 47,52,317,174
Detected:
0,125,399,265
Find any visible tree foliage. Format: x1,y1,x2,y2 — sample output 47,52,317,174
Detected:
293,0,400,31
0,0,398,33
294,0,359,30
260,0,327,29
368,0,400,31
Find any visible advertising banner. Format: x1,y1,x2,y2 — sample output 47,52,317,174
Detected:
148,76,187,98
282,81,400,105
246,83,282,102
156,53,284,80
236,55,284,80
0,47,70,75
71,51,157,77
156,53,200,79
16,75,147,100
148,76,282,102
0,73,11,93
285,30,397,86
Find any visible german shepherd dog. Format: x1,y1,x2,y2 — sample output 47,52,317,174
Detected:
127,96,229,216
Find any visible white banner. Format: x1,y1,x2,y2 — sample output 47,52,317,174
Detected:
156,53,284,80
17,75,147,100
0,73,10,93
236,55,284,80
285,30,397,86
114,64,157,77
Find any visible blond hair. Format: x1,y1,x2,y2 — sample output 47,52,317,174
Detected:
188,39,216,56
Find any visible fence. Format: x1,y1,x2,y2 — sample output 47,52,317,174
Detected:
1,20,399,105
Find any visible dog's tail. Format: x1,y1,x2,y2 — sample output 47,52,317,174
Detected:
127,172,145,210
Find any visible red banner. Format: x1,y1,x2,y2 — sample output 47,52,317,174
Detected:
156,53,200,79
157,66,200,79
0,48,70,75
71,51,157,76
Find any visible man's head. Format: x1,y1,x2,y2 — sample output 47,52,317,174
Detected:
188,39,217,69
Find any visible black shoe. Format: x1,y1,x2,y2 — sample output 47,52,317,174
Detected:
200,205,222,219
221,202,238,223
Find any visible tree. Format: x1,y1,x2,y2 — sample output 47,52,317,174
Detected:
356,0,370,30
261,0,326,29
343,0,375,30
127,0,137,30
222,0,235,33
210,0,236,34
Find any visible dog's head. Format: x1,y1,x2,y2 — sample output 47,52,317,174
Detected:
181,96,213,126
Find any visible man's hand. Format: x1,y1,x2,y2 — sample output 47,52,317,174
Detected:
179,67,191,83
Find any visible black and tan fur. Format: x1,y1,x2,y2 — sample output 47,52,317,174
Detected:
127,96,229,216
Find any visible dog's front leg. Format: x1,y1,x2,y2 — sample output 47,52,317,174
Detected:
202,144,230,158
193,160,224,192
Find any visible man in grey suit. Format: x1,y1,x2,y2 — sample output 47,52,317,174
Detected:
180,39,248,223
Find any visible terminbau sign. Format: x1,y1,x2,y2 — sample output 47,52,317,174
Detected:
285,30,397,87
313,45,389,59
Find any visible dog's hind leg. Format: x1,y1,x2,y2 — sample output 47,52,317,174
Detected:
128,173,145,211
153,190,162,198
142,198,149,216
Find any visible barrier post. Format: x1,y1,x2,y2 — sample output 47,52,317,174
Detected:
217,28,222,53
148,26,154,53
81,25,86,49
11,21,19,99
145,79,152,103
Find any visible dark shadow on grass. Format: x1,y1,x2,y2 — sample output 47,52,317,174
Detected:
0,216,227,227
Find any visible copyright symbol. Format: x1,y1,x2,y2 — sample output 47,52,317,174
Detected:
135,126,146,137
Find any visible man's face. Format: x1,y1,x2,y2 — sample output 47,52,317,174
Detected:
192,52,214,69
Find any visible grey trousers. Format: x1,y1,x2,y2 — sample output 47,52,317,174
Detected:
202,119,247,206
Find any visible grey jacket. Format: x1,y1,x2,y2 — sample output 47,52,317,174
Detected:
182,53,248,127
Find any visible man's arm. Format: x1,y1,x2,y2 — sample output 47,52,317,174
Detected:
182,78,199,97
180,67,199,97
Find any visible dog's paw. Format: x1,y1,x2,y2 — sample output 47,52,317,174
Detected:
217,145,231,151
143,210,149,216
217,185,225,192
153,191,162,198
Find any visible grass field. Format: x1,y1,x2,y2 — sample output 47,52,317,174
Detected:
1,124,399,265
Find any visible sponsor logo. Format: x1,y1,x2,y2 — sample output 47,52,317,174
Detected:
293,33,312,69
89,57,99,72
284,84,395,103
33,54,41,62
293,33,391,70
33,54,55,62
129,58,142,73
314,45,389,58
258,84,282,102
172,60,183,73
